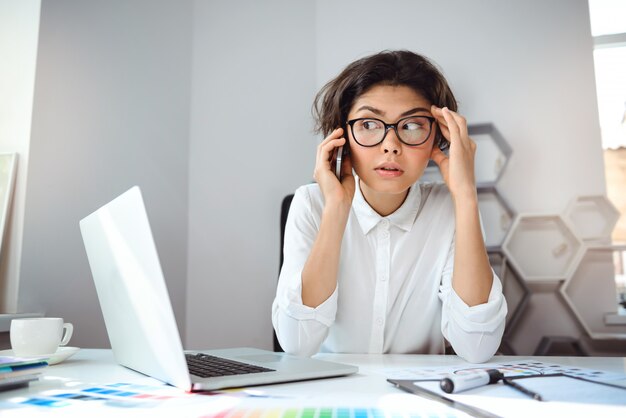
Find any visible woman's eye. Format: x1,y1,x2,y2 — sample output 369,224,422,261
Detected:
403,121,425,131
362,120,382,130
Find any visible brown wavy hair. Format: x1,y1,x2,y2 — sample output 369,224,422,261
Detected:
313,50,457,150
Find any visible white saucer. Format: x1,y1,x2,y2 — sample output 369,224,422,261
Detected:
0,346,80,365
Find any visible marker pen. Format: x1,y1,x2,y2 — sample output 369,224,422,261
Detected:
440,369,503,393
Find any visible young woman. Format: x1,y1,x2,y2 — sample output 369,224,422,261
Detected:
272,50,507,363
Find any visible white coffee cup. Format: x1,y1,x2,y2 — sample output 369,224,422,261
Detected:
10,318,74,357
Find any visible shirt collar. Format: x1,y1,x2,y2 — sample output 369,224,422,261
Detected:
352,176,422,235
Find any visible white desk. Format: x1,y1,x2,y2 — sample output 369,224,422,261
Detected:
1,350,625,417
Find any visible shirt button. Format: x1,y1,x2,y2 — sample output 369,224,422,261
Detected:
376,317,384,326
381,219,389,228
380,274,387,281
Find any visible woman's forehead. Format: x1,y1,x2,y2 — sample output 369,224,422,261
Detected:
350,85,431,116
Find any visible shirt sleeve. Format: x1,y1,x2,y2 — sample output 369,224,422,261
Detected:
438,237,508,363
272,186,338,357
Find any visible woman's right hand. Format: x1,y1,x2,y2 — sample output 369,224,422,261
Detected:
313,128,355,212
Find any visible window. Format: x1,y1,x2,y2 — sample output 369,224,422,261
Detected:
589,0,626,242
589,0,626,315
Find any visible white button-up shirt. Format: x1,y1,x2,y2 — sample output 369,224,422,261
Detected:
272,179,507,363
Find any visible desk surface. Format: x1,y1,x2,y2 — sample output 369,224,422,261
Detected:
1,350,625,417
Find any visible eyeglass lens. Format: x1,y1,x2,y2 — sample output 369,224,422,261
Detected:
352,117,431,146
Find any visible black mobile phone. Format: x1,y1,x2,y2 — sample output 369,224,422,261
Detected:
333,145,349,180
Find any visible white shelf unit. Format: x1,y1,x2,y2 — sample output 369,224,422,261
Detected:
478,186,515,251
502,214,584,282
489,251,530,336
560,246,626,339
564,195,620,242
468,123,512,188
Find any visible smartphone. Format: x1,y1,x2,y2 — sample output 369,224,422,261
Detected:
333,145,348,180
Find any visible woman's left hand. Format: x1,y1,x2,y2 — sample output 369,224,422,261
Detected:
430,105,477,202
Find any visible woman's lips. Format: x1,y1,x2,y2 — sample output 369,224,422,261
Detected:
375,166,403,178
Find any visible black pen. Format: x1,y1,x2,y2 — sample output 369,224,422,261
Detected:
440,369,503,393
502,378,543,401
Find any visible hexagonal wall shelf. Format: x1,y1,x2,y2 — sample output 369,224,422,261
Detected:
488,251,506,278
488,251,530,336
502,214,584,282
478,186,515,251
560,246,626,339
468,123,512,187
564,195,619,242
534,336,588,356
507,289,587,355
501,257,530,336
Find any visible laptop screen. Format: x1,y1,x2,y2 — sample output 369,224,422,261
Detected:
80,186,191,390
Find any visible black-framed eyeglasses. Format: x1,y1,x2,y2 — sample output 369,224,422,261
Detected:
347,116,436,147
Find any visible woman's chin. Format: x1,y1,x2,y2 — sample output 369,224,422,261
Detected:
359,175,415,196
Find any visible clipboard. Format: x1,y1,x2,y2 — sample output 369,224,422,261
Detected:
506,373,626,405
389,373,626,416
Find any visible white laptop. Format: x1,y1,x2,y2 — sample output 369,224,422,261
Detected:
79,186,357,392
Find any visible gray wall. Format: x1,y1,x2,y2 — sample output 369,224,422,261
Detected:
0,0,40,313
18,0,193,348
11,0,614,354
185,0,317,349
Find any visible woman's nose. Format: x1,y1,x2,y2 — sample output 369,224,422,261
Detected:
382,128,401,154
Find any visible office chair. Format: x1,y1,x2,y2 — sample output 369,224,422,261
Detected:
273,193,294,352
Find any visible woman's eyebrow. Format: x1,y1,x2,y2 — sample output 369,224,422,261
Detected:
356,105,384,116
400,107,431,116
355,106,431,117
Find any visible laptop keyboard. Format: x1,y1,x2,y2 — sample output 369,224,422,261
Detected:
185,353,275,378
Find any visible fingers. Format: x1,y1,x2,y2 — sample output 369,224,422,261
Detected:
440,107,461,142
431,105,451,141
313,129,356,203
431,105,466,126
428,107,477,194
431,106,475,151
430,105,448,127
314,128,347,183
431,105,460,141
317,128,345,163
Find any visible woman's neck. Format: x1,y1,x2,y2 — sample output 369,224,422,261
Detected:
359,179,410,217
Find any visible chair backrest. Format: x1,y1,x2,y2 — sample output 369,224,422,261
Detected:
279,194,295,269
274,193,294,352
